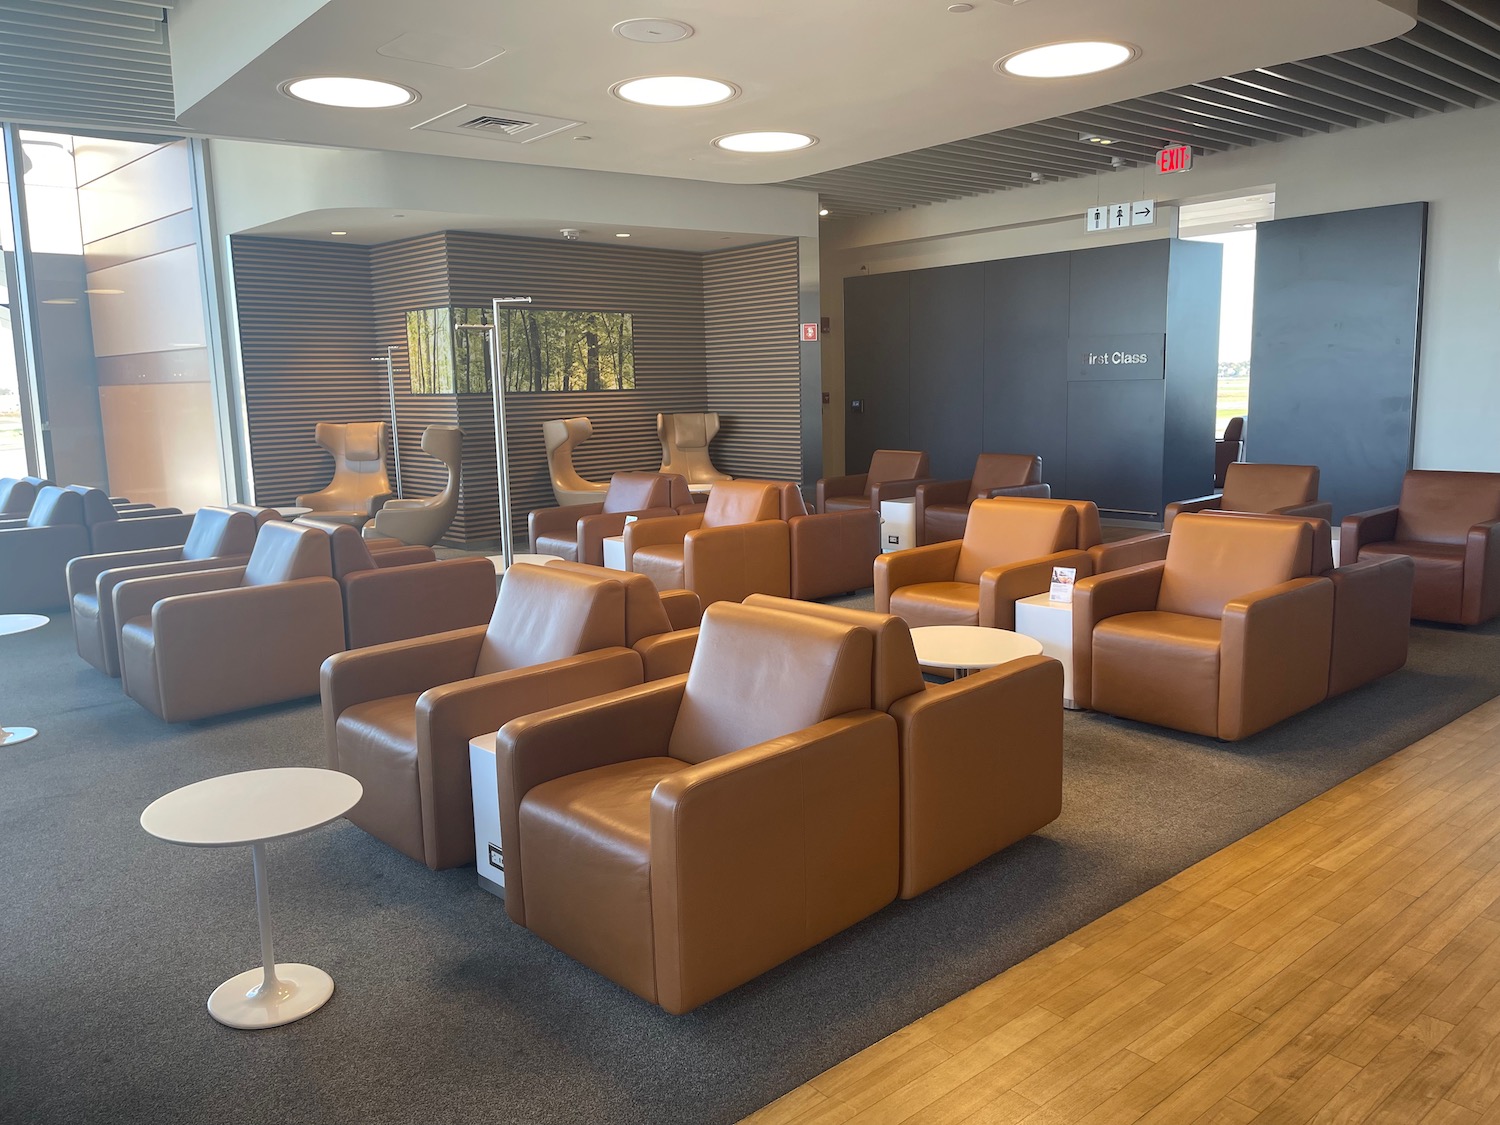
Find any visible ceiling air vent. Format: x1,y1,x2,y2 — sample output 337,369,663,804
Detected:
412,104,582,144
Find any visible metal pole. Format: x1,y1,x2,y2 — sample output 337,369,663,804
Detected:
370,345,402,498
489,299,514,568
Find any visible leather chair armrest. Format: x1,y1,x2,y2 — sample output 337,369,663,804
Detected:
0,515,28,531
816,473,867,513
371,545,437,568
1273,501,1334,522
1163,495,1223,530
578,510,677,566
658,589,702,630
97,555,251,646
89,512,194,553
342,557,497,648
113,506,181,519
685,520,790,606
873,541,961,612
529,502,604,542
364,492,393,517
0,524,89,611
497,673,685,922
635,627,699,680
916,478,972,510
112,565,245,631
986,483,1052,499
68,546,182,601
379,498,424,512
1464,519,1500,626
1340,505,1399,561
1219,576,1335,740
787,508,880,600
1327,556,1413,696
624,512,704,563
1072,561,1166,710
649,710,899,1015
870,477,936,506
979,548,1092,630
1087,532,1170,574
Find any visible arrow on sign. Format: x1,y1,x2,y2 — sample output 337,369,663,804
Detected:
1130,199,1156,226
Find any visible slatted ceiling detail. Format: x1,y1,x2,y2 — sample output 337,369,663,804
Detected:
231,236,381,506
789,0,1500,217
703,240,801,483
0,0,175,129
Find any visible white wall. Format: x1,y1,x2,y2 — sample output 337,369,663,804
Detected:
819,101,1500,476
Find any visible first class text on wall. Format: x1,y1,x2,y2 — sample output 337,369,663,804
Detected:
1087,351,1150,365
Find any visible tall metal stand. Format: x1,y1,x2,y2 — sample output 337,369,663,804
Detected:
456,301,519,567
370,345,403,498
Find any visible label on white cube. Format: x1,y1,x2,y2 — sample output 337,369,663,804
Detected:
1049,566,1077,603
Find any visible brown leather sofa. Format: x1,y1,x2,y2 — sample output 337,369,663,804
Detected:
744,595,1063,899
1343,469,1500,626
115,521,347,722
1215,416,1245,488
1164,462,1331,530
625,479,787,606
876,497,1093,630
321,564,691,870
529,472,693,565
1073,513,1334,740
817,449,932,513
296,421,393,527
495,600,898,1014
68,506,260,677
915,454,1049,545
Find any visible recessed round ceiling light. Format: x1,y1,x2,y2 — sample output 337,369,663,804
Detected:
613,75,738,107
998,41,1137,79
282,76,418,108
714,131,817,153
615,232,631,238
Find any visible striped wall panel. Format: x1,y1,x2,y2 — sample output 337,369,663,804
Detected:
703,240,802,483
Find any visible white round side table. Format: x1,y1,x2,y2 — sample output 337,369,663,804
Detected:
909,624,1044,678
141,767,362,1029
1,613,48,746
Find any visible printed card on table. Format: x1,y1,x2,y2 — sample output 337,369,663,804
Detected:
1049,566,1077,604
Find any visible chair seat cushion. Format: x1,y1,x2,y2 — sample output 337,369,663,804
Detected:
1362,540,1465,622
631,544,686,594
532,531,581,562
889,582,980,627
336,693,424,863
296,510,370,529
824,495,871,513
521,757,688,1002
1092,611,1223,738
922,505,969,544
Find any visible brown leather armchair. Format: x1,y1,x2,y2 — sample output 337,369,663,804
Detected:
817,449,931,513
495,600,898,1014
68,507,259,677
1215,417,1245,488
876,497,1093,631
296,421,392,526
1073,513,1334,740
0,486,91,612
625,479,787,606
529,472,692,565
1343,469,1500,626
1164,462,1331,530
767,481,882,601
115,522,347,722
1041,498,1171,574
915,454,1049,545
0,476,47,516
321,564,684,870
65,486,196,554
657,412,731,485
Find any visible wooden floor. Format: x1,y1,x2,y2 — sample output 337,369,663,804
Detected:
742,696,1500,1125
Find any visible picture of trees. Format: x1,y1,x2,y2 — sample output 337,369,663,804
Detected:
498,309,635,393
405,307,491,395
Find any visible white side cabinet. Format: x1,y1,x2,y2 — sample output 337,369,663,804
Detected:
879,498,917,553
1013,593,1078,710
469,734,506,898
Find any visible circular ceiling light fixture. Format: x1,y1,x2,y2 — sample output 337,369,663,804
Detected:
282,76,418,108
997,41,1137,79
613,75,737,107
613,18,694,43
713,130,817,153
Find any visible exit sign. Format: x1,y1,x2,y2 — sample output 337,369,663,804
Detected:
1156,144,1192,174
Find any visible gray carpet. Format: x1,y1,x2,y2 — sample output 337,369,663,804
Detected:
2,604,1497,1125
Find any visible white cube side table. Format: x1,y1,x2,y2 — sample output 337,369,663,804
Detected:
1014,593,1078,710
879,498,917,553
469,734,506,899
601,535,627,572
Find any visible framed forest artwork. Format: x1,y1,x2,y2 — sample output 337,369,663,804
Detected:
497,308,635,393
406,307,491,394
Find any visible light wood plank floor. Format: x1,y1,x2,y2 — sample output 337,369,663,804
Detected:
742,695,1500,1125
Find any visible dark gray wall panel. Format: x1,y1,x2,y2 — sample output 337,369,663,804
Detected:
1249,203,1426,520
1066,380,1165,518
909,263,984,481
1163,239,1223,504
843,272,911,473
1069,242,1170,337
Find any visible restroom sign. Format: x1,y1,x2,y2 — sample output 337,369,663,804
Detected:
801,323,819,342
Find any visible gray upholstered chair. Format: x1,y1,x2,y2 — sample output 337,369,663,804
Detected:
365,426,464,546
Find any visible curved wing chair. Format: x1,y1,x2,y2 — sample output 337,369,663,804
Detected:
365,425,464,546
914,453,1050,545
543,417,612,506
657,412,731,485
297,421,393,525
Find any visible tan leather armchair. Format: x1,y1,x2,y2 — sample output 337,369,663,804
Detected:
529,472,690,565
321,564,682,870
543,417,612,506
496,600,898,1014
296,421,393,525
817,449,931,514
1073,513,1334,740
64,486,196,554
876,497,1093,631
625,479,788,606
1045,498,1170,574
0,486,92,612
115,522,346,722
364,425,464,546
657,412,731,485
1164,462,1331,530
915,453,1049,545
68,507,259,677
769,480,882,600
1344,469,1500,626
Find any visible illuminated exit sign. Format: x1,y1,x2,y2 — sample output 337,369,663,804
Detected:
1156,144,1193,174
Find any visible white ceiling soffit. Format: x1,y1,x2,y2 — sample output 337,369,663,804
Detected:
794,0,1500,216
0,0,176,131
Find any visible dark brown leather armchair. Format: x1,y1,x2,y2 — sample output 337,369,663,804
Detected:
1165,462,1331,530
876,497,1093,631
68,507,259,677
495,600,898,1014
625,479,788,606
115,522,347,721
915,454,1049,545
1343,469,1500,626
529,472,692,565
1073,513,1334,740
1215,416,1245,488
321,564,684,870
817,449,931,513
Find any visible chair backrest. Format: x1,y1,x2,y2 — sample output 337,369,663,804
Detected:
763,480,809,518
1158,513,1315,619
1219,463,1319,512
542,417,603,494
1396,470,1500,545
227,504,285,528
314,421,391,498
66,486,120,526
667,602,873,765
665,474,697,510
25,485,85,529
314,523,380,579
548,561,675,646
1221,416,1245,443
243,521,333,587
968,453,1042,502
475,564,628,675
418,425,463,508
954,497,1078,584
181,507,257,561
702,480,781,528
0,476,37,516
865,449,930,494
658,412,727,482
1047,499,1103,550
602,471,674,514
1203,510,1335,576
743,594,925,710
